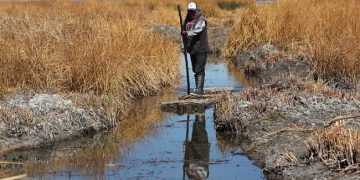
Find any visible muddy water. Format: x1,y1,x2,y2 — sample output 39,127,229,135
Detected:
2,55,263,179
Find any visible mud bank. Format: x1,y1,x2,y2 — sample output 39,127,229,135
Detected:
215,45,360,179
233,44,313,83
0,91,115,154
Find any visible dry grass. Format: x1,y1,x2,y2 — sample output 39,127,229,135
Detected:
214,92,238,130
0,1,180,121
307,125,360,172
215,76,360,133
224,0,360,87
24,91,178,177
0,162,26,179
122,0,253,26
0,0,254,120
0,106,33,125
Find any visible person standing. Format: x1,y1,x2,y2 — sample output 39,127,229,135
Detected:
183,114,210,179
182,2,209,95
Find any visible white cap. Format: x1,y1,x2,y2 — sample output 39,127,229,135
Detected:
187,2,197,11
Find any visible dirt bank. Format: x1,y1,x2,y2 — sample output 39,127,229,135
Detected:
0,90,115,154
214,45,360,179
232,44,313,83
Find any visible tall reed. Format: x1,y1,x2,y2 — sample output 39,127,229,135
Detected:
121,0,253,26
0,1,179,120
224,0,360,87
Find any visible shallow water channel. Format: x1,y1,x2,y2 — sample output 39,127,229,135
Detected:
3,55,264,179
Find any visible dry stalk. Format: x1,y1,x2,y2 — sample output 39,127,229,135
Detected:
324,114,360,128
0,1,180,123
255,126,313,142
284,148,300,165
224,0,360,86
307,125,360,172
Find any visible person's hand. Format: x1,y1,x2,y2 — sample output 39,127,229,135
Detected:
181,31,188,37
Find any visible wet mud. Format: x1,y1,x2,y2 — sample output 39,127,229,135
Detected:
0,91,113,155
216,42,360,179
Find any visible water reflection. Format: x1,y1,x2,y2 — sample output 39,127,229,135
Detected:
3,88,178,179
216,132,241,154
206,55,258,90
183,114,210,180
0,162,26,179
1,56,264,179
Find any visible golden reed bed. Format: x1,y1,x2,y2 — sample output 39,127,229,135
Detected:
224,0,360,87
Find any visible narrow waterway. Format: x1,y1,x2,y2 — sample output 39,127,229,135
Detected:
3,54,263,179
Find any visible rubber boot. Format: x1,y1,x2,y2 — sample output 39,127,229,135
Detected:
195,74,204,95
190,75,199,95
194,75,198,93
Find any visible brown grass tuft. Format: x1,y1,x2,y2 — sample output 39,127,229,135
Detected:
0,106,34,126
224,0,360,87
0,1,180,121
0,0,255,122
307,125,360,172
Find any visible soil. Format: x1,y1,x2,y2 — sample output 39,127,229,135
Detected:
233,44,313,82
215,78,360,179
214,43,360,179
208,26,229,54
0,90,113,154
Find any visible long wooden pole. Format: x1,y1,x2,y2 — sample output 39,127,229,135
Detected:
178,4,191,95
183,114,190,180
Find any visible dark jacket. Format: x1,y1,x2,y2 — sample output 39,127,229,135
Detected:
183,12,210,54
184,115,210,179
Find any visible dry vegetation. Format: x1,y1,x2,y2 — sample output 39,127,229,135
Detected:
215,76,360,130
215,76,360,173
121,0,253,27
0,1,180,120
0,0,252,120
24,91,177,177
307,125,360,173
224,0,360,87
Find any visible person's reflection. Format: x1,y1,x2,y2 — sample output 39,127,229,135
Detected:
183,114,210,180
